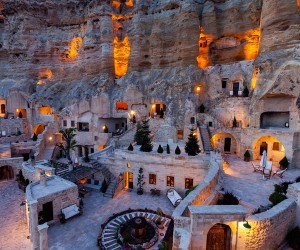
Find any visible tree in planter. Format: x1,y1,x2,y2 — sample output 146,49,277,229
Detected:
139,119,153,152
137,168,145,195
175,145,181,155
100,179,108,193
32,133,38,141
57,128,79,162
243,86,249,97
244,150,251,162
232,116,238,127
134,122,143,145
166,144,170,154
18,111,23,118
157,144,164,153
279,156,289,170
128,143,134,151
185,128,201,156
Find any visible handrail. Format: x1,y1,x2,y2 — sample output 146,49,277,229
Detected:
112,176,124,198
89,145,115,159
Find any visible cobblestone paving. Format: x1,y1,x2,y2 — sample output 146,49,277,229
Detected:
0,180,32,250
48,189,174,250
223,156,300,209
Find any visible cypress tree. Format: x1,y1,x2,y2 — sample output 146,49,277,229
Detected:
128,143,134,151
139,119,153,152
157,144,163,153
175,145,181,155
166,144,170,154
134,122,143,145
185,128,201,156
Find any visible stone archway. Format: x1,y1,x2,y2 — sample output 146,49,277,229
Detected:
206,223,232,250
211,132,239,155
252,136,285,164
33,123,46,135
0,165,14,181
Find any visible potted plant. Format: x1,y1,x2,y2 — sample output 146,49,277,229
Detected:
243,86,249,97
244,150,251,162
137,168,145,195
166,144,170,154
155,208,164,229
157,144,164,153
32,133,38,141
232,116,238,128
175,145,181,155
279,156,289,170
128,143,133,151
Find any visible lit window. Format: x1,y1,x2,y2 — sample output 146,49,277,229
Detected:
273,142,280,151
149,174,156,185
185,178,193,189
63,120,67,127
167,176,174,187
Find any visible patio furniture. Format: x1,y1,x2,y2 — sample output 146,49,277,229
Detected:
263,161,272,179
60,204,81,223
166,188,182,207
150,188,161,196
251,162,264,173
272,168,288,178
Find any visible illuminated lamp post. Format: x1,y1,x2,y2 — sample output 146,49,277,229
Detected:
196,86,201,112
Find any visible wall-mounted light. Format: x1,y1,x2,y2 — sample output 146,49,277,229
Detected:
243,220,251,229
196,86,201,92
285,122,289,128
130,110,135,115
48,136,53,141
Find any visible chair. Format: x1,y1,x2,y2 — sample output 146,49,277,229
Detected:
251,162,264,173
263,161,272,179
272,168,287,178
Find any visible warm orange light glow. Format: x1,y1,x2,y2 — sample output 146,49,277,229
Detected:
37,80,43,85
240,28,260,60
102,126,106,130
197,31,214,69
16,109,19,112
112,0,134,8
116,102,128,110
251,68,259,90
39,68,53,80
114,35,131,78
130,110,134,115
125,0,134,7
152,104,156,108
48,136,53,141
112,1,121,8
196,87,201,92
67,37,82,60
39,106,53,115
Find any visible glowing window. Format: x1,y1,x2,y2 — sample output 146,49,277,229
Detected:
167,176,174,187
116,102,128,110
185,178,193,189
149,174,156,185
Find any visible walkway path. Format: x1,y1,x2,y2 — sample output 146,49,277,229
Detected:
223,156,300,209
0,180,31,250
38,145,54,160
48,189,174,250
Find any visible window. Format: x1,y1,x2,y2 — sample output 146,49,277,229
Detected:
90,148,94,154
0,104,5,114
63,120,67,127
208,121,213,127
71,120,75,127
222,80,227,89
149,174,156,185
116,102,128,110
167,176,174,187
78,122,89,132
185,178,193,189
190,117,195,124
273,142,280,151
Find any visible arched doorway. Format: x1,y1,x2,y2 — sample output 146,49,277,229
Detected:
124,171,133,189
0,166,14,181
33,124,46,135
252,136,285,163
211,132,238,155
206,224,231,250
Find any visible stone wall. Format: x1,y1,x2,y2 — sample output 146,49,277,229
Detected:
241,199,297,249
0,117,28,136
100,149,210,195
0,157,23,177
0,134,27,144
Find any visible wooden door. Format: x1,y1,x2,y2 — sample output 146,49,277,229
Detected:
232,82,239,96
224,138,231,152
207,224,231,250
42,201,53,222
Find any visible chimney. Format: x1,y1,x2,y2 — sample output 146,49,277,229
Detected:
40,170,47,187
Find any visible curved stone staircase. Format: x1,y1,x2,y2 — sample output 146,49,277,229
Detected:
101,211,170,250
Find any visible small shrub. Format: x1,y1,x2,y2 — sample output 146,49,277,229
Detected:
128,143,133,151
18,111,23,118
281,181,294,194
185,185,198,197
232,116,238,127
166,144,170,154
295,176,300,183
274,184,284,193
157,144,163,153
287,227,300,250
244,150,250,158
100,179,108,193
269,191,287,206
242,86,249,97
199,104,205,113
279,156,289,168
217,192,239,205
175,145,181,155
32,133,38,141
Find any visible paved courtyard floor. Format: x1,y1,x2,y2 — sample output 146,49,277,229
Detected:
223,155,300,209
0,180,31,250
48,189,174,250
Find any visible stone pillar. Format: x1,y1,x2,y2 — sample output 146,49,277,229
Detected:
28,200,39,250
287,183,300,226
40,171,47,187
38,223,49,250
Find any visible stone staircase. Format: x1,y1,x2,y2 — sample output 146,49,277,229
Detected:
199,125,213,153
89,160,118,198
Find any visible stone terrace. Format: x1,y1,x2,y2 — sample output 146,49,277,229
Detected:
48,189,174,250
223,156,300,209
0,180,31,250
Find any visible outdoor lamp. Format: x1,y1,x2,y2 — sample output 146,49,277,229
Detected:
196,86,201,92
243,220,251,229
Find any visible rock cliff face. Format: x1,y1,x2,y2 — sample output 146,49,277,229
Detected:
0,0,299,126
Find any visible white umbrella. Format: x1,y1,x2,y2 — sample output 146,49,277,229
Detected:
260,150,267,168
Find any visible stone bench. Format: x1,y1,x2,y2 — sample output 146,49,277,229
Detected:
60,204,81,223
166,188,182,207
